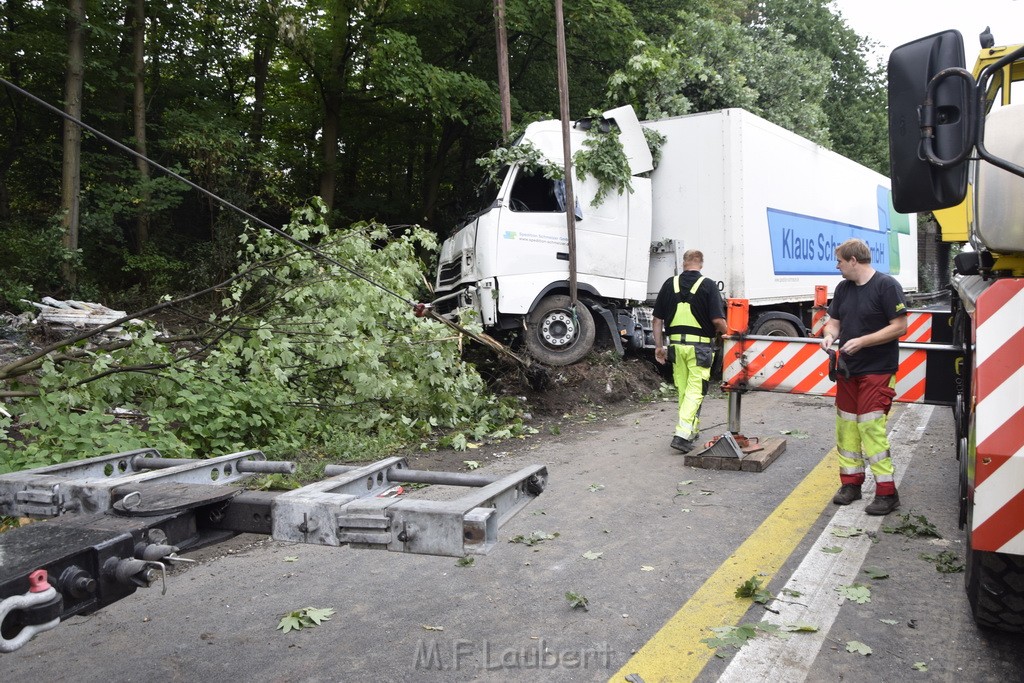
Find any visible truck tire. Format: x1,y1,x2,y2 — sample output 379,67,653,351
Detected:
524,295,595,366
965,509,1024,632
753,317,801,337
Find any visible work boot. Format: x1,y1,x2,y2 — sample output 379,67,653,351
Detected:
670,436,695,453
865,492,901,516
832,484,862,505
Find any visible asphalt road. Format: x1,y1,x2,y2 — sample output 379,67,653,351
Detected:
5,390,1023,682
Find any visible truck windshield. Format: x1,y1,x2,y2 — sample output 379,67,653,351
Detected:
457,166,509,228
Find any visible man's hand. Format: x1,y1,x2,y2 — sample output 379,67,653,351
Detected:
820,333,836,352
841,337,865,355
655,346,668,365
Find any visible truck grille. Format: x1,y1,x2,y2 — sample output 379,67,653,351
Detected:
438,259,463,287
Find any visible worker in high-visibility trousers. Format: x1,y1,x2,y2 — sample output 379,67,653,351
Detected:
820,238,908,516
652,249,728,453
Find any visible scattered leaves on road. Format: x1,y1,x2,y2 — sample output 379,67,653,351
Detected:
582,550,603,560
463,460,480,470
640,565,655,572
421,624,444,631
736,575,773,604
456,556,475,567
565,591,589,610
882,512,941,538
879,618,899,625
779,429,810,439
283,556,299,563
277,607,335,633
920,550,965,573
509,530,559,546
831,526,865,538
588,483,605,492
846,640,873,656
821,545,843,554
912,662,928,671
837,584,872,604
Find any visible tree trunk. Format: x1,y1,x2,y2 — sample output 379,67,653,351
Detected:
318,97,339,211
60,0,86,287
131,0,150,253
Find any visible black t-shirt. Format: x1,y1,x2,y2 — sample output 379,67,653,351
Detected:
652,270,725,336
827,272,908,376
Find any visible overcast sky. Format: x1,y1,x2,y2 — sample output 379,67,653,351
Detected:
830,0,1024,64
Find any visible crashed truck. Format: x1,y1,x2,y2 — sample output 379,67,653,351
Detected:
432,105,917,365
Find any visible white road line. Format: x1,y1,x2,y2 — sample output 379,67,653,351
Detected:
717,403,935,683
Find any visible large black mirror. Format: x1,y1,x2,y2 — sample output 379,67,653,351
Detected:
887,30,970,213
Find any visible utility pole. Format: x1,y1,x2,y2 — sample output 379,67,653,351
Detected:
493,0,512,141
554,0,578,309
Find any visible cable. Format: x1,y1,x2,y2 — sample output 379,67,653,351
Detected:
0,76,415,307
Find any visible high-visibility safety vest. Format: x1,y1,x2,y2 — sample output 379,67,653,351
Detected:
668,275,713,344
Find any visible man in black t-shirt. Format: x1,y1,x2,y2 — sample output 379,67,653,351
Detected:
652,249,727,453
820,238,908,515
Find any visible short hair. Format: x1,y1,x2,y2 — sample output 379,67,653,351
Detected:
682,249,704,266
835,239,871,264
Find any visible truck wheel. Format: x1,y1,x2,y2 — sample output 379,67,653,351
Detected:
965,509,1024,631
753,318,801,337
524,295,595,366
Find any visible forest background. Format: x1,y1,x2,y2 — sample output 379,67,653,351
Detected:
0,0,889,472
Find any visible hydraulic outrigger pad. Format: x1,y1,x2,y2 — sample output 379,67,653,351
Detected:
0,449,547,653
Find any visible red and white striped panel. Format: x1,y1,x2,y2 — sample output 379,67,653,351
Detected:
969,279,1024,554
721,338,927,404
900,310,932,342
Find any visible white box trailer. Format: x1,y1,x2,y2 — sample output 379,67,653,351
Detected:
433,106,917,364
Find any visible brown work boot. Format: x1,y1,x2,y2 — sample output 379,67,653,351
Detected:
832,484,862,505
865,492,901,516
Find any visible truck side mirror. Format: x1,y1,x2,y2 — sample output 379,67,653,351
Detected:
887,30,971,213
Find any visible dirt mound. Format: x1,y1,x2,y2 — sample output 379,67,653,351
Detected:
484,351,669,417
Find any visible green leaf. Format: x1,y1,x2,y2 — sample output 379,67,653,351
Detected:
582,550,603,560
821,545,843,554
277,615,303,633
912,662,928,671
919,550,965,573
735,575,773,604
882,513,941,539
846,641,873,656
588,483,605,492
879,618,899,625
831,526,865,538
862,566,889,579
463,460,480,470
781,623,819,633
565,591,589,610
509,530,558,546
837,584,872,604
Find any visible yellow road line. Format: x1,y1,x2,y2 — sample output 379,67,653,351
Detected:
610,448,838,683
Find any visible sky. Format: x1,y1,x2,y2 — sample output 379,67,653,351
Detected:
830,0,1024,65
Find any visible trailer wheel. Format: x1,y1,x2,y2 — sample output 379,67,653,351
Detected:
524,295,595,366
753,317,801,337
965,509,1024,632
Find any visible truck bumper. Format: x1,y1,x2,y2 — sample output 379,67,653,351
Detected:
432,279,498,327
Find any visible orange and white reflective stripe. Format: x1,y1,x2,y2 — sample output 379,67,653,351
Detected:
970,279,1024,554
901,310,932,342
722,339,928,404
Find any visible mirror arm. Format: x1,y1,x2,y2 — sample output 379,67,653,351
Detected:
973,44,1024,180
920,68,976,167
